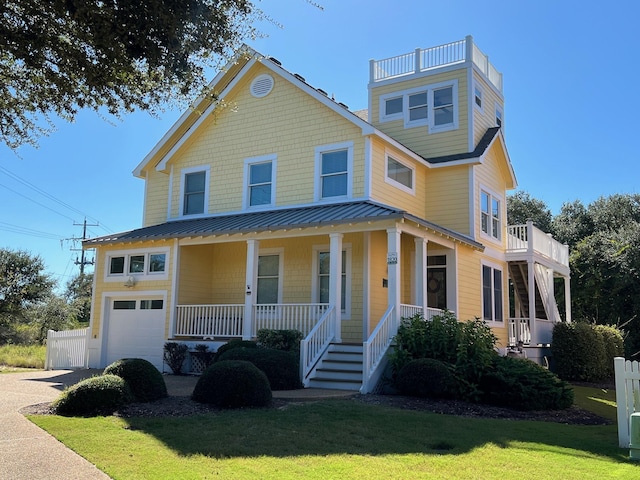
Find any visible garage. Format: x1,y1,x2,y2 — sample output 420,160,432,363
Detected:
105,296,166,371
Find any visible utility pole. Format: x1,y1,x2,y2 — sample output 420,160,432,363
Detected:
70,218,98,274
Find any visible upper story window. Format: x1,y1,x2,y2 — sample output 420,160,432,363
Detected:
244,155,276,209
379,80,458,132
481,189,501,240
495,105,503,128
315,142,353,201
180,166,210,216
106,249,169,282
385,154,415,194
474,85,483,111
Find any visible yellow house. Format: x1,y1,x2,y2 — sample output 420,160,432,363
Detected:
84,36,571,392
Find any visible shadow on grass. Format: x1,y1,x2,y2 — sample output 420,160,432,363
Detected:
121,399,629,463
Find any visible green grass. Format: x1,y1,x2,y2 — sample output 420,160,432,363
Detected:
29,395,639,480
0,344,45,369
572,385,618,422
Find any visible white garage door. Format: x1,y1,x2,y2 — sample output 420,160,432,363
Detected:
106,297,166,371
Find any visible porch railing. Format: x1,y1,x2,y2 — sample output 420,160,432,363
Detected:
175,304,244,338
361,305,396,394
400,304,448,321
507,222,569,268
508,317,554,346
300,305,336,386
254,303,328,337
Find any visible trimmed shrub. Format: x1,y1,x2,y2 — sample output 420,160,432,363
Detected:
551,322,608,382
52,374,134,416
192,360,272,408
257,329,303,353
594,325,625,378
104,358,167,402
163,342,189,375
396,358,455,399
479,356,574,411
218,347,302,390
213,339,258,362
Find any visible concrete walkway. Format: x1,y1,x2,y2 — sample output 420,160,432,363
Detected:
0,369,357,480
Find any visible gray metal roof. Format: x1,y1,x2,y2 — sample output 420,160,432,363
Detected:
85,200,483,249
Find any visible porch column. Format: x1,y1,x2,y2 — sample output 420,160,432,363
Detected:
244,239,259,340
564,276,572,323
387,228,401,329
329,233,343,343
414,237,427,312
528,260,537,345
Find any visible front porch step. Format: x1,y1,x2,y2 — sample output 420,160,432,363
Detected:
307,343,363,391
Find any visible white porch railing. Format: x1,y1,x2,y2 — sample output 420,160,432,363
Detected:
400,304,448,321
370,36,503,93
45,327,89,370
615,357,640,448
254,303,329,337
507,222,569,268
175,304,244,338
361,305,396,394
508,317,554,346
300,305,336,386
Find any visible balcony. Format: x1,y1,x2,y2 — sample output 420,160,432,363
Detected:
369,35,503,93
506,221,570,275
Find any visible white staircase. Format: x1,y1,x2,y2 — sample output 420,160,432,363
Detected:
307,343,363,391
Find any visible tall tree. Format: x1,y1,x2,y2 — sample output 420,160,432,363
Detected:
64,272,93,323
507,190,553,233
1,0,258,149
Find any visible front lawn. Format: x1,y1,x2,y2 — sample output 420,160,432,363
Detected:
30,395,638,480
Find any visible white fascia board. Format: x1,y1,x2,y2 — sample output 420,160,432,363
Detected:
478,129,517,189
429,157,481,168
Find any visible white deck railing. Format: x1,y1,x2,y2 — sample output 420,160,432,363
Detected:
254,303,328,336
507,221,569,268
361,305,396,394
615,357,640,448
175,304,244,338
45,327,89,370
370,36,502,93
300,305,336,386
508,317,554,346
400,304,448,321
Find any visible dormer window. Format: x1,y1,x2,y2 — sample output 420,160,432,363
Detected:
243,154,276,209
180,166,210,216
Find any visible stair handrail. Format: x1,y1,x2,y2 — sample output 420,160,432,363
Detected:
300,305,336,387
533,264,561,323
361,305,396,393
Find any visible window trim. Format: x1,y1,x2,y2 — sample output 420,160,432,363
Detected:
243,154,277,210
178,165,210,218
384,152,415,195
314,141,354,201
481,261,504,325
105,248,170,282
474,83,484,112
256,248,284,305
311,244,352,319
495,103,503,128
480,186,503,243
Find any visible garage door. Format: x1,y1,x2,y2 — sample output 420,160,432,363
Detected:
106,297,166,371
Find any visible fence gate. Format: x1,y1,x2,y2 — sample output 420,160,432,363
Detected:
615,357,640,448
45,328,89,370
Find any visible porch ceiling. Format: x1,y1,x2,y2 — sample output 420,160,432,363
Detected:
84,200,482,249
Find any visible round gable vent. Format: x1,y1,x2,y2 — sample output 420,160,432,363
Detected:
250,74,274,98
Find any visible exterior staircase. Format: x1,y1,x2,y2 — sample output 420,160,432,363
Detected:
307,343,363,391
508,262,547,320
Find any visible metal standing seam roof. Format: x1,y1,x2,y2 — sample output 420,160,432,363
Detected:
84,200,483,249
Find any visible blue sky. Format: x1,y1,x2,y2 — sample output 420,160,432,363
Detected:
1,0,638,289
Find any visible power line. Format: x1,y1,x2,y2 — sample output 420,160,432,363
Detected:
0,221,65,240
0,183,76,222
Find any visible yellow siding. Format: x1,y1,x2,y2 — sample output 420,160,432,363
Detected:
143,168,169,227
158,62,365,218
370,70,469,158
178,245,215,304
368,230,389,336
424,165,471,234
472,70,504,147
401,234,415,304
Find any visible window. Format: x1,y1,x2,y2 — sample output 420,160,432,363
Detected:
110,256,125,275
113,300,136,310
149,254,166,273
408,91,428,122
129,255,145,274
481,190,501,240
433,86,454,127
427,255,447,310
106,250,169,280
315,142,353,201
317,250,347,311
385,96,403,117
180,166,209,216
474,85,483,110
244,155,276,209
257,254,280,304
482,265,503,322
385,155,414,192
140,299,164,310
495,105,503,128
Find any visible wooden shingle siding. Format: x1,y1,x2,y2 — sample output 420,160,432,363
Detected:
143,169,170,226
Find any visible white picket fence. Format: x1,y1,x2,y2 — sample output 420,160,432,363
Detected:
615,357,640,448
45,328,89,370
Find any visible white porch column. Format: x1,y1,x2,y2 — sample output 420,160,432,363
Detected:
387,228,401,329
564,276,572,323
244,239,259,340
329,233,343,343
528,260,537,345
414,237,427,312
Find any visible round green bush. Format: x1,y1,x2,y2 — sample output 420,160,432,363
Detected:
218,347,302,390
52,374,134,416
395,358,455,399
479,356,574,411
192,360,272,408
104,358,167,402
213,339,258,362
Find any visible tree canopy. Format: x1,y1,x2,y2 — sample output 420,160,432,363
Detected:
1,0,258,149
506,190,553,233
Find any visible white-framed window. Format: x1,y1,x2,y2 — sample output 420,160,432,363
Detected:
474,84,484,111
315,141,353,201
482,263,503,323
105,248,170,282
385,153,415,194
243,154,276,209
256,249,283,304
495,104,503,128
481,188,502,241
312,244,351,318
379,80,458,132
179,166,210,216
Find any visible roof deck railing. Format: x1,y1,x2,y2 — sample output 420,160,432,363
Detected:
369,35,503,93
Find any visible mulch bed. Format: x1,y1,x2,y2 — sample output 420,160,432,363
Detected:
21,393,611,425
